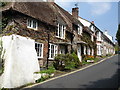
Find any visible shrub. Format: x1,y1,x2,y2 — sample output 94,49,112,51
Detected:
0,2,7,7
0,40,5,75
53,54,66,70
53,53,81,71
36,76,49,83
35,65,55,75
71,52,82,68
40,67,55,75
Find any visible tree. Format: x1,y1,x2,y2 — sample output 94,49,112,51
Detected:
116,24,120,46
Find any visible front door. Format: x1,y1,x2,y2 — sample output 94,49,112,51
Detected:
77,44,82,62
59,45,66,54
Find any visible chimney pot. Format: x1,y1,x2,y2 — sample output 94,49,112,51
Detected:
91,21,94,24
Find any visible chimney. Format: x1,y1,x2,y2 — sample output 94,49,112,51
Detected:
104,30,108,35
47,0,54,4
72,7,79,18
91,21,94,24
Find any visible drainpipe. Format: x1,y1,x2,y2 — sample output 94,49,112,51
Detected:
46,32,50,69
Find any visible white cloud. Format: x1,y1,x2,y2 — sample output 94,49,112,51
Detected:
88,2,111,15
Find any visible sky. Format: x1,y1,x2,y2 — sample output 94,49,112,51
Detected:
118,2,120,24
55,0,119,42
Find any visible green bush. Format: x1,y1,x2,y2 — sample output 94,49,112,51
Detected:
35,65,55,75
0,40,5,75
36,76,49,83
0,2,7,7
40,66,55,74
53,54,66,71
71,52,82,68
53,53,81,71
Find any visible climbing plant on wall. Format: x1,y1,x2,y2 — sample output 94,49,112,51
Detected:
0,2,8,75
0,39,5,75
81,31,97,56
81,32,93,47
0,2,7,7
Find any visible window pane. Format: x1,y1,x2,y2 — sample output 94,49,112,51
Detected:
51,45,54,58
59,25,61,37
56,24,59,36
78,27,80,34
55,45,58,56
28,19,32,27
62,26,64,38
39,44,42,57
33,21,36,28
35,43,43,58
56,29,58,36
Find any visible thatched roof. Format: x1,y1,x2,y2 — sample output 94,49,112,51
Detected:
1,2,80,31
1,2,56,26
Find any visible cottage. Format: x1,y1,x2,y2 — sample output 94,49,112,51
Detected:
78,17,98,58
78,16,115,56
0,1,115,88
0,2,83,88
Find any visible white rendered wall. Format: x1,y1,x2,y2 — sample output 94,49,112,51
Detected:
77,44,82,62
0,34,41,88
78,17,91,27
104,31,113,42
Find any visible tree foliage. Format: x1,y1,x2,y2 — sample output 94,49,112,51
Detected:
0,2,7,7
116,24,120,46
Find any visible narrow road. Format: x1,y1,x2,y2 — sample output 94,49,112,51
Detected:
27,55,119,89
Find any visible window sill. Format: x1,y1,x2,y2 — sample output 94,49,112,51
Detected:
27,27,38,30
55,36,65,40
48,58,54,60
38,57,43,59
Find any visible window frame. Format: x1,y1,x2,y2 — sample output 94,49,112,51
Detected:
35,42,44,58
56,23,65,39
49,43,58,60
27,19,38,30
78,24,82,35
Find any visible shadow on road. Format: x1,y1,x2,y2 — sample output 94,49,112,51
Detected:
80,55,120,89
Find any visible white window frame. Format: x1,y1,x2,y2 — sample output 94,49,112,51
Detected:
91,35,94,41
35,42,44,58
87,46,90,55
56,23,65,39
78,24,82,35
84,46,86,55
49,43,58,59
91,25,94,31
27,19,38,30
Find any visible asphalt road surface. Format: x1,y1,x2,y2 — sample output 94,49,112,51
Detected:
26,55,119,89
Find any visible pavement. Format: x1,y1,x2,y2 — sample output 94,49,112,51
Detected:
23,55,119,89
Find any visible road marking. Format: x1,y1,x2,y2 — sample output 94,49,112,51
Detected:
24,55,116,88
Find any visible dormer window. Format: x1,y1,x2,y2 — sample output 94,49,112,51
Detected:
27,19,38,30
56,23,65,39
90,26,93,31
78,24,82,35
